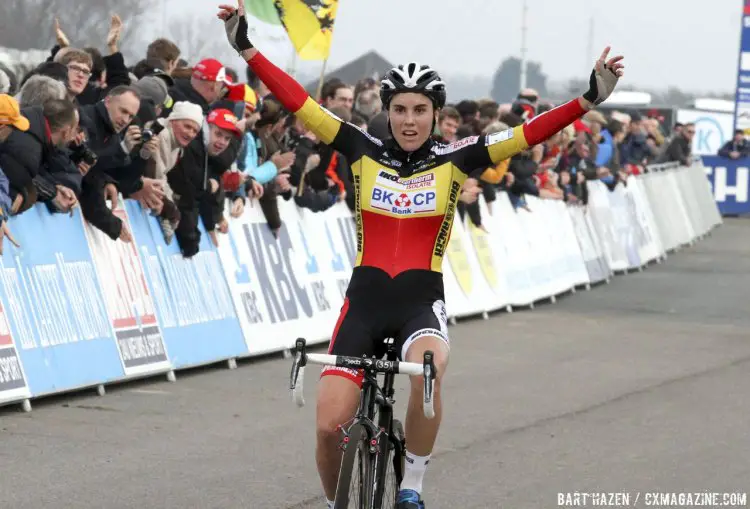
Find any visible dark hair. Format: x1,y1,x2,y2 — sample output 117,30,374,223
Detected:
147,38,181,63
329,105,352,123
455,100,478,120
320,78,344,99
455,124,474,140
176,58,189,68
354,77,377,102
324,81,350,101
21,62,68,89
478,101,499,119
84,47,105,82
736,129,745,136
246,66,260,89
43,99,77,131
350,112,367,128
107,85,141,100
225,67,239,84
607,119,624,136
132,58,169,80
439,106,460,123
499,111,523,128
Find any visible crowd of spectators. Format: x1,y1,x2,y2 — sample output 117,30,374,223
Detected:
0,15,698,255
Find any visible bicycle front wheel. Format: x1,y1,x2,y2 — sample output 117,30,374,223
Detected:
334,423,375,509
373,419,405,509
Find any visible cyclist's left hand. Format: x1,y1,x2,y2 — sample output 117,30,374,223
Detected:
582,46,624,106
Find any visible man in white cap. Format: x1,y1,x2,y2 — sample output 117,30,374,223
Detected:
134,101,204,243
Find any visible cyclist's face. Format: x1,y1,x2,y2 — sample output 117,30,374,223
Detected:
388,93,436,152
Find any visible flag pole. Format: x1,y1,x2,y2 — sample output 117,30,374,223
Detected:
315,59,328,102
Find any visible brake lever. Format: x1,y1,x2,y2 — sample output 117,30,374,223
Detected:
290,339,306,385
423,350,436,419
290,338,307,407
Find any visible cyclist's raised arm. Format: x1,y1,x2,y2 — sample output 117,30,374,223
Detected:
457,47,624,173
218,1,375,162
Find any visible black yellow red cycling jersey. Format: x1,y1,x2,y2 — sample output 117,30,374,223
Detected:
244,51,589,378
245,52,587,279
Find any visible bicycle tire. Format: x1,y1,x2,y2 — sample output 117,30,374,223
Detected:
334,423,375,509
372,419,405,509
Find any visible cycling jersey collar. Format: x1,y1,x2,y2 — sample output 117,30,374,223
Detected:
384,136,434,166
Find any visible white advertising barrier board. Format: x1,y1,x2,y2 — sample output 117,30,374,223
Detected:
606,185,644,270
217,200,322,356
665,170,697,245
473,197,514,309
567,206,611,283
485,193,538,306
442,209,494,318
542,199,590,290
515,200,567,301
686,162,722,234
641,171,680,252
585,182,630,272
279,199,347,344
624,176,666,264
690,162,723,232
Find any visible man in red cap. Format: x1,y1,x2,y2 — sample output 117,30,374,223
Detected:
166,57,230,116
206,108,242,155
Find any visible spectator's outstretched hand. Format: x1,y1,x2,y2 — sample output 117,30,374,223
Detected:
132,178,165,213
218,217,229,234
231,198,244,218
54,18,70,48
0,221,20,255
582,46,624,107
107,14,123,53
119,225,133,243
248,178,264,199
54,185,78,214
104,183,119,210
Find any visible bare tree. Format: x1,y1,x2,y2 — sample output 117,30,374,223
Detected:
0,0,148,53
163,14,237,65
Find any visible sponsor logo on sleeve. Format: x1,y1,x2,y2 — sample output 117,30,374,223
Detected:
486,128,514,146
432,135,479,155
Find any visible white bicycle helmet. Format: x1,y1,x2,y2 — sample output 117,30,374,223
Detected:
380,62,447,110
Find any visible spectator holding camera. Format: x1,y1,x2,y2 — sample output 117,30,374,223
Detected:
142,101,203,243
78,85,162,242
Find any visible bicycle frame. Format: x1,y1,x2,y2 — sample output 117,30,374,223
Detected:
342,345,399,445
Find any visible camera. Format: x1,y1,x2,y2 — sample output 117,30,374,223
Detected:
70,141,98,166
141,121,165,143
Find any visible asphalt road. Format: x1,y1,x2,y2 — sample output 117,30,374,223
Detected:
2,219,749,509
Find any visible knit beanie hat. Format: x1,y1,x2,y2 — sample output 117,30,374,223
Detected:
167,101,204,127
133,76,169,107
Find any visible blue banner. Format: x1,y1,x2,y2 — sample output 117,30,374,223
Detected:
0,206,125,396
733,0,750,131
124,201,247,369
701,156,750,215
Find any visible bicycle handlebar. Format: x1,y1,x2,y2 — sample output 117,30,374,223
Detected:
289,338,437,419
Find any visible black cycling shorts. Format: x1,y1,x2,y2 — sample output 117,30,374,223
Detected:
321,267,450,386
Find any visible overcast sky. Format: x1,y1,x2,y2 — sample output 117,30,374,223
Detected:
163,0,742,93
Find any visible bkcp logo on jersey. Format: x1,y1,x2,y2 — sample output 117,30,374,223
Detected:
371,187,437,215
371,170,438,214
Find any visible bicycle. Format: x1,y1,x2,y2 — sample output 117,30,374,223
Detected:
289,337,437,509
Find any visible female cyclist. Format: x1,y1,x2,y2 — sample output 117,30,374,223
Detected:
217,2,624,507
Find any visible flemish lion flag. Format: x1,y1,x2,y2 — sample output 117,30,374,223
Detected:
245,0,282,25
273,0,340,61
